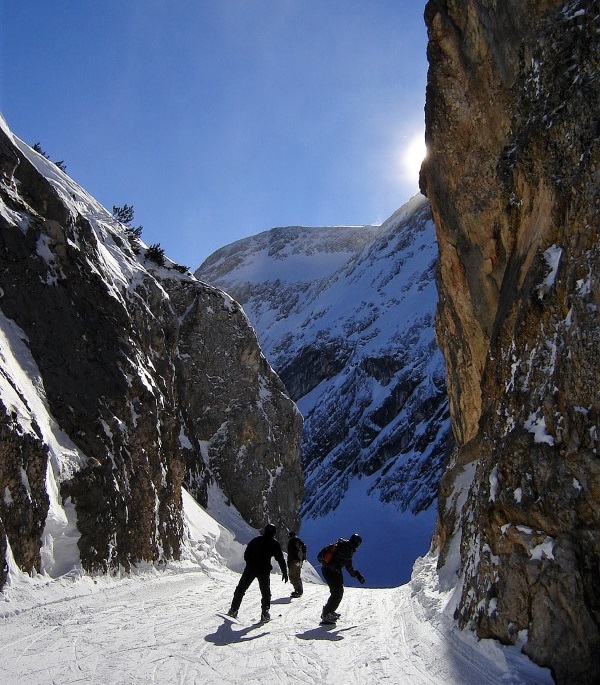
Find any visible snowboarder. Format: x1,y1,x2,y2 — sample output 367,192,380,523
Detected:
318,533,365,624
227,523,288,622
287,531,307,598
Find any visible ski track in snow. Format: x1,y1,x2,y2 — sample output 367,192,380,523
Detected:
0,566,552,685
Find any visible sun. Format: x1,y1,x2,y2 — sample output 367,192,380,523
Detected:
401,134,427,183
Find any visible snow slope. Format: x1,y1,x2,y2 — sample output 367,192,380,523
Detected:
0,492,552,685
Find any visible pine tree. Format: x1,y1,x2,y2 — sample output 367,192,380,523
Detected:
145,243,166,266
112,204,135,226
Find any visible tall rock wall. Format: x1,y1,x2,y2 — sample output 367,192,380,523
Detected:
421,1,599,683
0,118,302,588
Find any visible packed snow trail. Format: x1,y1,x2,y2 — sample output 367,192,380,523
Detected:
0,560,552,684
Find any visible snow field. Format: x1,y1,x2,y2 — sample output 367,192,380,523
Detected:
0,559,552,685
0,455,552,685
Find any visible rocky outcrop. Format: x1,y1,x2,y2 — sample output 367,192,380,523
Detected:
421,1,599,683
164,278,304,536
0,118,302,588
0,402,49,579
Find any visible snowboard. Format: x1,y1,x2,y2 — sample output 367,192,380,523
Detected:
217,612,242,624
217,612,274,625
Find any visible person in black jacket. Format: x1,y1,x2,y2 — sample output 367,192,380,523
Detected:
319,533,365,623
227,524,288,622
287,531,307,598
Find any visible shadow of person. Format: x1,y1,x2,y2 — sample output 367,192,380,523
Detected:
271,597,292,605
205,618,269,646
296,625,356,642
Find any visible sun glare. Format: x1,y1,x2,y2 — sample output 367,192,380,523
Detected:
402,134,427,183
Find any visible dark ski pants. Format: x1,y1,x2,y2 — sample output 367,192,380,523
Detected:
322,565,344,614
230,566,271,613
288,560,303,595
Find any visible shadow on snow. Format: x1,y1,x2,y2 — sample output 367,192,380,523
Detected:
205,618,269,646
296,625,357,642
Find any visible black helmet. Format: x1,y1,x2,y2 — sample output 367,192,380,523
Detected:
349,533,362,548
264,524,277,537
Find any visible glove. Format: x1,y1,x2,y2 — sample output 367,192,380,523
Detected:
282,572,289,583
356,572,365,584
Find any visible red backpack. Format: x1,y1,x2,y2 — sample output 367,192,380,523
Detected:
317,542,338,565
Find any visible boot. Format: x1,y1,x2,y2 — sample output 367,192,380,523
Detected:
321,611,337,624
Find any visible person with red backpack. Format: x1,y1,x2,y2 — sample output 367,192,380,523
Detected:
317,533,365,624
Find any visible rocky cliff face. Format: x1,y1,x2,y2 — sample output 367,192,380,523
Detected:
164,277,303,536
0,117,302,589
421,1,599,683
197,195,452,585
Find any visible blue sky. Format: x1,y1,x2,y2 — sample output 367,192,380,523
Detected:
1,1,428,269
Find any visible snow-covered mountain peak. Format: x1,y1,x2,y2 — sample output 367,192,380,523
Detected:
197,193,452,586
199,222,382,285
